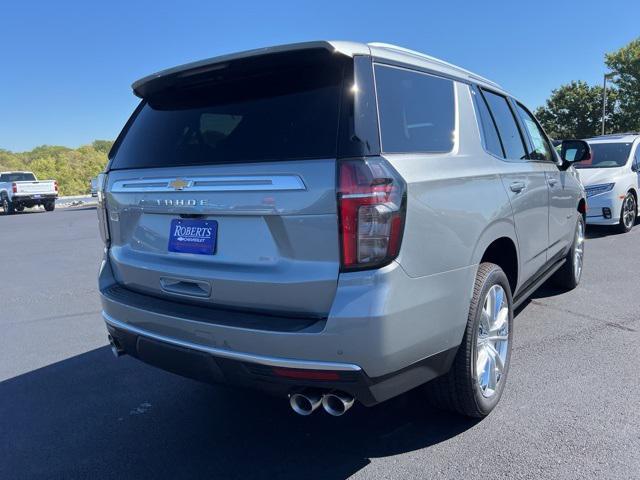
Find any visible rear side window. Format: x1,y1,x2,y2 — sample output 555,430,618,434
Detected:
481,90,527,161
110,53,345,169
0,172,36,182
514,103,553,161
472,87,504,158
374,65,455,153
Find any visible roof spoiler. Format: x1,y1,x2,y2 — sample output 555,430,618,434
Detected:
132,41,369,99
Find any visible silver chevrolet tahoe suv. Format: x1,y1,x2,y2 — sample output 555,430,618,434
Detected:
98,41,589,418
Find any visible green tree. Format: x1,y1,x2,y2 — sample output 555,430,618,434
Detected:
92,140,114,155
535,80,618,139
605,37,640,132
0,142,110,196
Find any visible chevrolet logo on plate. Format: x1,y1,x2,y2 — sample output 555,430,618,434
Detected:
168,178,190,190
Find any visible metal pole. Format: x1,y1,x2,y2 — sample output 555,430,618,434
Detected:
602,74,607,135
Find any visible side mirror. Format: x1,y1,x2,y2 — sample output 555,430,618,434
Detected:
560,139,591,165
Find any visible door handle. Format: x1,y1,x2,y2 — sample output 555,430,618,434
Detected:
548,178,558,187
509,181,526,193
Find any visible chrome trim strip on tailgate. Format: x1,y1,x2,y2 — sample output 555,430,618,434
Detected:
102,312,362,372
111,175,306,193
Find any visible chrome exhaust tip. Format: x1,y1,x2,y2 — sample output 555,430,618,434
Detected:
289,391,323,416
322,392,355,416
108,334,125,358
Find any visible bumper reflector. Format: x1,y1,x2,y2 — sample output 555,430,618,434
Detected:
272,367,341,381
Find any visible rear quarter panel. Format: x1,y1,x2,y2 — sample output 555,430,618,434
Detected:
385,82,517,282
365,82,518,364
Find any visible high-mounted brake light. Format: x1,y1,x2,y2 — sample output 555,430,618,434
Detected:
338,157,406,271
12,183,17,193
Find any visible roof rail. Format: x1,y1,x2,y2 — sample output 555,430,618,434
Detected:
367,42,502,89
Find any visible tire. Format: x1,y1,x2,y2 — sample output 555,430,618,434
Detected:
616,192,636,233
552,215,585,290
424,262,513,418
1,195,15,215
15,205,24,212
44,201,55,212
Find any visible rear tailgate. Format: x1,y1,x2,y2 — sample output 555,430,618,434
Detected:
104,48,351,317
106,162,338,316
14,181,56,195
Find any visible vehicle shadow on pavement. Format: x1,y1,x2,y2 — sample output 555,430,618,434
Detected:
585,221,640,239
1,209,42,215
1,347,479,480
585,225,619,239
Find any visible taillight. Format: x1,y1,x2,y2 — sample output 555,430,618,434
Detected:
12,183,17,193
338,157,406,271
96,173,107,208
96,173,110,245
54,181,58,193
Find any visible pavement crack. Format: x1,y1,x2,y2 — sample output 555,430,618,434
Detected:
4,310,102,327
528,299,607,323
528,300,640,331
604,322,637,333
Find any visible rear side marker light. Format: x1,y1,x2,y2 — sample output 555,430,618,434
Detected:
272,367,341,381
338,157,407,271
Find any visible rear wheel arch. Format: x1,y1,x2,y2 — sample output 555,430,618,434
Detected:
479,237,518,296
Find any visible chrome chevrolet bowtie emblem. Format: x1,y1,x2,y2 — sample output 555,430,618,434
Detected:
168,178,190,190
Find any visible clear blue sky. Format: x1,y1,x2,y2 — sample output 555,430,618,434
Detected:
1,0,638,152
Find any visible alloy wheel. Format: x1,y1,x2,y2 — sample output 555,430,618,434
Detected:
574,219,585,282
475,285,509,398
622,194,636,229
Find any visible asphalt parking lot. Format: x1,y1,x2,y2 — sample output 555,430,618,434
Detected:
1,207,639,480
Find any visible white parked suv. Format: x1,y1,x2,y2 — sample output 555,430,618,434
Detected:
577,134,640,233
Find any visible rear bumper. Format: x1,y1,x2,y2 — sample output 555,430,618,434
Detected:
105,317,457,406
12,193,57,204
99,254,474,405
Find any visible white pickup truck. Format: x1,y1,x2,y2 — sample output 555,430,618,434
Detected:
0,171,58,215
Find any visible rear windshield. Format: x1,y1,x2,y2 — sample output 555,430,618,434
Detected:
575,143,632,168
110,53,346,169
1,172,36,182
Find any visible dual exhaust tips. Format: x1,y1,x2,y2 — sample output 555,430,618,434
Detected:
108,334,125,358
289,391,355,416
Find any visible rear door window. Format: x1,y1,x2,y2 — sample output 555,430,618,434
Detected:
481,90,527,161
472,86,504,158
514,103,553,162
109,54,345,169
374,65,455,153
